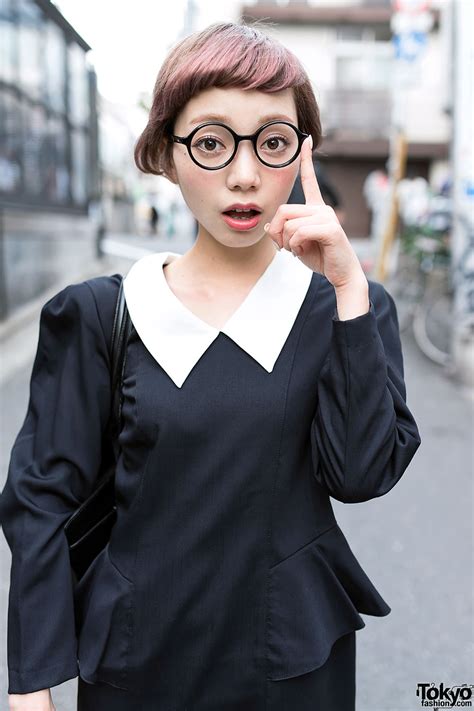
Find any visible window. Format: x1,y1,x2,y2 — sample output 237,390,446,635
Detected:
43,116,69,202
71,128,88,205
68,43,89,127
22,101,46,197
336,26,365,42
336,24,392,43
18,0,44,100
0,90,22,193
0,0,17,84
0,0,95,209
336,55,392,90
45,20,66,113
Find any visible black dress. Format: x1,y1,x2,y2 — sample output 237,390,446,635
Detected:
76,631,356,710
0,249,421,710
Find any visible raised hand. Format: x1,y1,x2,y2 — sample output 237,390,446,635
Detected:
264,135,366,291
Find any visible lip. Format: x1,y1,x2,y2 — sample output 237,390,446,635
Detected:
222,203,263,213
222,212,262,231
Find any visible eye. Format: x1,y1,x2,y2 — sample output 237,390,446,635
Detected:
260,135,290,152
193,136,226,153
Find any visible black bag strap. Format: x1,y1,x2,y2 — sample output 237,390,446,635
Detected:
63,277,131,538
109,278,132,456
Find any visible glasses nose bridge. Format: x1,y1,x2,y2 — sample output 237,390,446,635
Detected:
232,132,259,163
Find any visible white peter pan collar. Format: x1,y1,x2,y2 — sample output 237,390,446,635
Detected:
123,249,314,388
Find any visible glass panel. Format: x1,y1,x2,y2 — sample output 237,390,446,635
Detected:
336,26,364,41
22,101,46,196
45,21,66,113
68,43,89,126
374,25,392,42
336,25,391,43
0,0,17,84
336,56,392,90
368,56,392,89
71,128,88,204
0,91,22,193
18,0,44,100
43,116,69,202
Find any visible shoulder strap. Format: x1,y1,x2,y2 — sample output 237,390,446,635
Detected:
109,278,132,452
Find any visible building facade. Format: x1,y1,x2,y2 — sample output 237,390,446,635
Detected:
0,0,99,319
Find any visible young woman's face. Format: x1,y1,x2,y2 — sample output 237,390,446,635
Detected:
170,86,301,250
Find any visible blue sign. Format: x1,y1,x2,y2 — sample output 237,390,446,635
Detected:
393,31,427,61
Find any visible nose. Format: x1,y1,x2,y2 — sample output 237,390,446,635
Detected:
225,139,261,191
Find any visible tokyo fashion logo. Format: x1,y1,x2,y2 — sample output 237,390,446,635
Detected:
416,683,473,707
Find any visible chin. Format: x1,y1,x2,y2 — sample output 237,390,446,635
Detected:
197,223,264,249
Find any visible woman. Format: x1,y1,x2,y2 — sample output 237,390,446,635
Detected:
1,21,421,711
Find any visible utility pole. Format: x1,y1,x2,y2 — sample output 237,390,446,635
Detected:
451,0,474,387
374,0,434,282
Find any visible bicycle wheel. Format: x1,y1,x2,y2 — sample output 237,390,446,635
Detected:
386,255,424,333
413,289,453,366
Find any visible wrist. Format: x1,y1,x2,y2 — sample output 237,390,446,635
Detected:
334,267,368,293
335,276,370,321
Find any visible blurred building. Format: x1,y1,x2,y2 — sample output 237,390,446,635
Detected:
98,96,147,235
241,0,450,238
0,0,99,320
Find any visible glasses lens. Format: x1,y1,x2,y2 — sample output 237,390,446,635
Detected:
190,124,235,168
257,123,299,166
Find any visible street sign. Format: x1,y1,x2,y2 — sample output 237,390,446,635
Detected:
393,30,428,62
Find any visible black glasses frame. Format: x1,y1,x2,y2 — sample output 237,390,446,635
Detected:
171,120,309,170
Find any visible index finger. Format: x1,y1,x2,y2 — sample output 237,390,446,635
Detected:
300,135,325,206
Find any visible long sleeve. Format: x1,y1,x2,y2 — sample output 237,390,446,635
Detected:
310,280,421,504
0,281,114,694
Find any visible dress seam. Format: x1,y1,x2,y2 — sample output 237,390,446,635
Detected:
263,274,321,709
343,338,350,495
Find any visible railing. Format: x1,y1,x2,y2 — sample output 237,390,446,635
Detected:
322,88,391,139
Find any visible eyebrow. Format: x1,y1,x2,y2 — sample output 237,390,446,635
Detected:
188,113,296,127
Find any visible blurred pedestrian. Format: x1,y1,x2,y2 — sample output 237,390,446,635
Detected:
149,205,159,235
165,201,177,240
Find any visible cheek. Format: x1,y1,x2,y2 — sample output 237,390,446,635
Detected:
267,165,299,200
175,157,220,211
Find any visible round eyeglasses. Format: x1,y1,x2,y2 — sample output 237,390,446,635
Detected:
171,120,309,170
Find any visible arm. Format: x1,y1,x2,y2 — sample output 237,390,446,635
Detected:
310,279,421,503
0,281,115,694
8,689,55,710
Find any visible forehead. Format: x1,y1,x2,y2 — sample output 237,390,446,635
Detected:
176,87,298,133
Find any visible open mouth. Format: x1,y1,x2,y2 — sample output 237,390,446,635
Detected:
222,209,261,220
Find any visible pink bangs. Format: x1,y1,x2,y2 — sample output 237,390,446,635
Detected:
155,23,307,122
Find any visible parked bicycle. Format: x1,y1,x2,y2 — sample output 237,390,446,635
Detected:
386,189,454,367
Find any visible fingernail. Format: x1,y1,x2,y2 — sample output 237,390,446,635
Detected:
309,135,313,150
264,223,270,232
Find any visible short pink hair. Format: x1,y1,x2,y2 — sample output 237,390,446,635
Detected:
134,21,322,179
